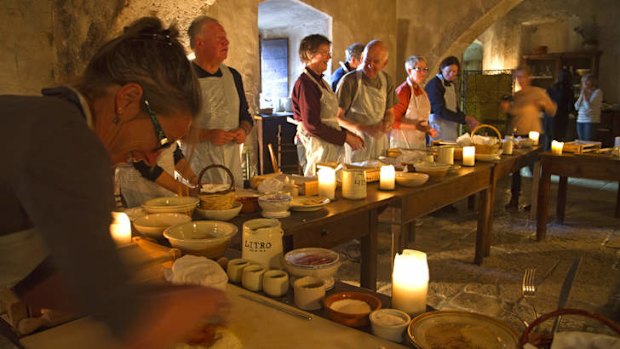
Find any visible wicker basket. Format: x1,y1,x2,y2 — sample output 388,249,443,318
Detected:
471,124,502,154
519,308,620,348
197,164,236,210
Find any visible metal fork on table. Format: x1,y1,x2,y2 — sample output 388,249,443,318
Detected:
522,267,539,319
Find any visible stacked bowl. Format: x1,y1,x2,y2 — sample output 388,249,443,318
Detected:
142,196,199,216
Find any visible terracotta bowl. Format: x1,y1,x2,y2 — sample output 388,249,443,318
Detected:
324,291,382,327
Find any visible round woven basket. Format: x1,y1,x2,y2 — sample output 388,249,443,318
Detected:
471,124,502,154
197,164,236,210
519,308,620,348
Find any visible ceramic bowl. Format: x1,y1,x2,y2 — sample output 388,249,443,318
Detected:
324,291,382,327
142,196,199,216
163,220,238,258
369,308,411,343
283,247,341,280
395,172,429,187
132,213,192,239
196,201,243,221
258,193,292,213
413,162,451,181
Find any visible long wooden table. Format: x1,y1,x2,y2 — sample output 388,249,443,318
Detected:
536,152,620,240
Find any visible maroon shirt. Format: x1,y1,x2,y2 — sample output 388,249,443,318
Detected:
292,69,347,145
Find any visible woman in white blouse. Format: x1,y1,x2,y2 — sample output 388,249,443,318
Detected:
575,73,603,141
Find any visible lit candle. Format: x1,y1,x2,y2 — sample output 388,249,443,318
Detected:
110,212,131,246
529,131,540,146
380,165,395,190
462,146,475,166
318,167,336,200
551,140,564,155
392,249,429,315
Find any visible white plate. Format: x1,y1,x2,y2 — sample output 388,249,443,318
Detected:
261,210,291,218
290,196,330,212
475,153,501,162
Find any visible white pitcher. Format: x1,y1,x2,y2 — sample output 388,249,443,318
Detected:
242,218,284,269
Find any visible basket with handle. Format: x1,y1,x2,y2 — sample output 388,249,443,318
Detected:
197,164,236,210
519,308,620,348
471,124,502,154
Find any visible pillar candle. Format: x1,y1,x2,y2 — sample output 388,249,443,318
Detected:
110,212,131,246
529,131,540,146
392,249,429,315
551,140,564,155
462,146,475,166
318,167,336,200
380,165,395,190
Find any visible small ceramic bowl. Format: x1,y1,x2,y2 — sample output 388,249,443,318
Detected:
283,247,341,280
258,193,292,213
324,291,382,327
413,162,451,181
163,220,237,258
196,201,243,221
369,308,411,343
132,213,192,239
142,196,199,216
395,172,429,187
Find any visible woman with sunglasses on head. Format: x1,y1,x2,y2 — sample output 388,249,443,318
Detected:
0,17,228,349
391,55,438,149
425,56,479,141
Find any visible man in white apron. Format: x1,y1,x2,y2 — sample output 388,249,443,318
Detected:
331,42,365,91
292,35,364,176
425,56,479,142
391,55,437,149
336,40,398,163
183,16,253,187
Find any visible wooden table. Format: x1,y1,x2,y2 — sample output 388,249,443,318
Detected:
390,163,494,265
536,152,620,240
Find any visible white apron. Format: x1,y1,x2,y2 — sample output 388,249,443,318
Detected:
116,145,177,208
390,78,431,149
298,69,344,176
182,65,243,187
344,70,389,163
429,74,459,141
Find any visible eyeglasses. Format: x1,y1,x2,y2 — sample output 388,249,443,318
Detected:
412,67,429,72
144,98,172,151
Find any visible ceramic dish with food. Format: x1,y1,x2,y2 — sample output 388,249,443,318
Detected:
283,247,340,281
196,201,243,221
163,220,238,258
133,213,192,239
370,308,411,343
324,291,382,327
413,162,451,181
258,193,292,213
475,150,502,162
290,196,330,212
395,172,429,188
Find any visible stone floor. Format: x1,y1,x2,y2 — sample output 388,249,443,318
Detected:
334,173,620,337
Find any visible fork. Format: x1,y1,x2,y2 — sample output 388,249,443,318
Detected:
522,267,539,319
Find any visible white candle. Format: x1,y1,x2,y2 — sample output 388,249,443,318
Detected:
380,165,395,190
529,131,540,146
392,249,429,315
110,212,131,246
318,167,336,200
462,146,475,166
551,140,564,155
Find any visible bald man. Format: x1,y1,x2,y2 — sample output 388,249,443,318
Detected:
336,40,398,162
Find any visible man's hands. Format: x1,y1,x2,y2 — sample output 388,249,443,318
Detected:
465,116,480,131
345,131,364,150
201,128,248,145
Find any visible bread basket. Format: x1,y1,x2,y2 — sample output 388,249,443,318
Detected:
197,164,236,210
471,124,502,155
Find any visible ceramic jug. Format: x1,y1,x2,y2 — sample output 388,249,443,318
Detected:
242,218,284,269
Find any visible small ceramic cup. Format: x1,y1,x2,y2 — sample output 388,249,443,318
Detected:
369,308,411,343
262,270,289,298
293,276,325,310
241,264,265,292
227,258,250,283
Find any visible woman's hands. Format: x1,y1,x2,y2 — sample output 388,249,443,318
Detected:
345,131,364,150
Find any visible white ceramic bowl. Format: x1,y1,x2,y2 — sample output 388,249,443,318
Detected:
413,162,451,181
163,220,238,258
283,247,341,280
395,172,429,187
258,193,292,213
196,201,243,221
370,308,411,343
133,213,192,238
142,196,199,216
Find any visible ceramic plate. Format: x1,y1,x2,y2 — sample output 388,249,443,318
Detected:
290,196,330,212
407,311,518,349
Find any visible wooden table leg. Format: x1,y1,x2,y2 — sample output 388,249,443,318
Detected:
556,176,568,224
529,161,541,220
476,187,492,264
485,177,498,253
536,160,551,241
360,208,378,291
467,195,476,211
616,182,620,218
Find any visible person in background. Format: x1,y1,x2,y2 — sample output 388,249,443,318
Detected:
504,66,557,210
426,56,479,141
544,68,574,149
575,73,603,141
331,42,365,91
336,39,398,163
391,55,437,149
0,17,228,349
117,143,199,207
292,34,363,176
184,16,253,187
